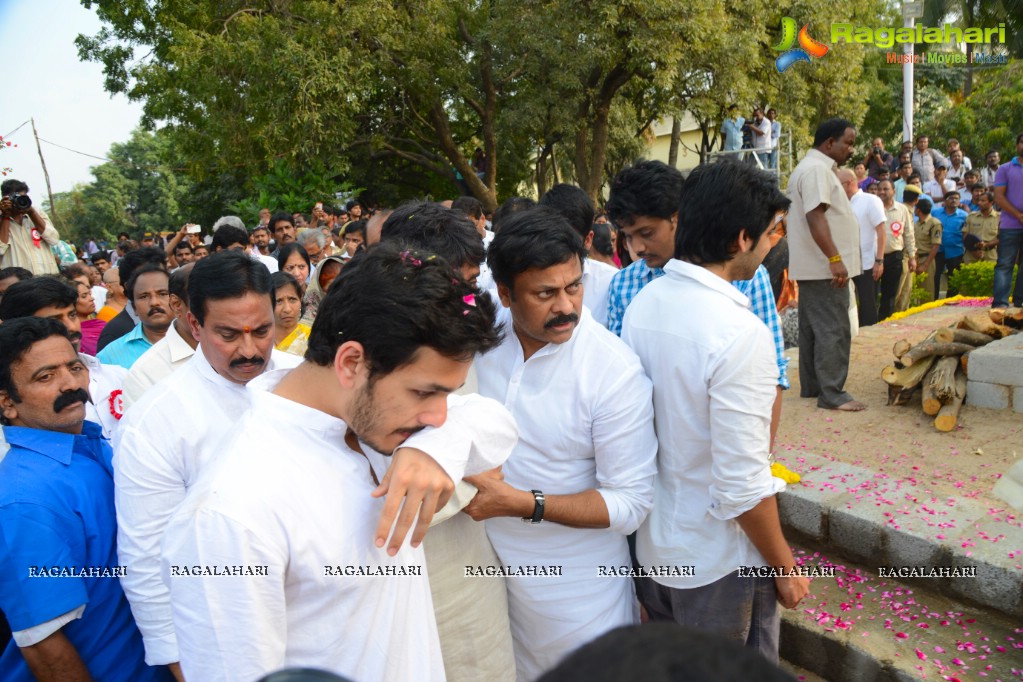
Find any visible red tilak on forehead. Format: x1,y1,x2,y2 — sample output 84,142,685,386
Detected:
243,326,250,334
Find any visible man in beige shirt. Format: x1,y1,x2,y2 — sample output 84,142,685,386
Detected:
963,191,1000,263
913,197,943,302
0,180,60,275
876,180,916,319
786,118,865,411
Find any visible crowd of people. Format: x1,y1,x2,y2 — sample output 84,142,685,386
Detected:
0,121,1020,682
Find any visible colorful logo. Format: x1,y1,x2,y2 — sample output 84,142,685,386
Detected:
772,17,829,72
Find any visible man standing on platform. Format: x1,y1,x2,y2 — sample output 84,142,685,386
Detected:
786,118,865,411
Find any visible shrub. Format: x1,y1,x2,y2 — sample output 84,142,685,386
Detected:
948,261,1018,297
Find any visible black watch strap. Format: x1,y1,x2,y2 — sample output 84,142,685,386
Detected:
525,489,545,524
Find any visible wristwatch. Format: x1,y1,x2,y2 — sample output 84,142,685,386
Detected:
522,489,545,524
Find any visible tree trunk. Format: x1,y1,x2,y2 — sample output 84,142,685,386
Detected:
881,354,936,389
933,328,993,346
668,115,682,168
901,341,975,366
921,365,942,416
928,356,961,402
893,338,912,360
934,368,967,432
958,312,1011,338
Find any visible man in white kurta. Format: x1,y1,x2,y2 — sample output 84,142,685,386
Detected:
162,370,512,682
161,242,513,681
468,208,657,681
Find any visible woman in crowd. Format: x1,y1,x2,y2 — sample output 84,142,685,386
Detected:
302,254,345,322
276,243,311,294
272,271,310,356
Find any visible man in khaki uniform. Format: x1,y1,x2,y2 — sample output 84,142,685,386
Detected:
963,191,1000,263
877,180,916,320
913,196,942,302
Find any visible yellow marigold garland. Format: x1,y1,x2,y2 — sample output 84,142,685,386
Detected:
883,296,990,323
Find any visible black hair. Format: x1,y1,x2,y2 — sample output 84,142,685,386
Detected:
451,196,484,221
536,623,796,682
0,317,73,409
125,264,170,303
591,223,615,258
675,160,790,265
211,224,249,252
187,250,273,327
486,207,587,291
341,220,367,242
915,134,928,143
1016,132,1023,145
305,241,500,376
169,264,192,306
917,198,933,214
1,179,28,195
605,160,684,227
271,270,305,317
116,245,168,288
174,242,194,254
0,266,33,284
276,242,311,274
252,225,269,234
538,184,595,241
380,201,485,270
345,198,362,212
117,231,131,240
90,251,111,265
269,211,294,234
0,275,78,320
61,263,91,282
813,118,855,147
491,197,536,232
943,190,961,200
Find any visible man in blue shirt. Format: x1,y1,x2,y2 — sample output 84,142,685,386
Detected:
97,264,172,369
721,105,745,153
933,190,968,298
604,159,789,445
0,317,169,681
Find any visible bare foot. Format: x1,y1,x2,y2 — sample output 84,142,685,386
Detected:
830,400,867,412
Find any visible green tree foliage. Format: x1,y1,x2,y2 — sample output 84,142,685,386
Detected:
918,59,1023,163
77,0,894,210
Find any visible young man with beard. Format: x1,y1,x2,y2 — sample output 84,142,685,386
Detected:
115,250,514,680
0,318,171,681
162,243,510,682
622,160,808,664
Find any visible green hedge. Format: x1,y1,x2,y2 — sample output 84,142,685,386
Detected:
948,261,1018,297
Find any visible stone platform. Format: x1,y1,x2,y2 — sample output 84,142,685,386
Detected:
965,333,1023,413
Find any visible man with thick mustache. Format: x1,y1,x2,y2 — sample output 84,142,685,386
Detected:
0,317,171,681
98,264,174,370
114,250,515,680
465,207,657,681
0,275,127,439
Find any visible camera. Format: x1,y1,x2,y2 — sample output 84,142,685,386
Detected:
873,147,882,155
4,194,31,211
186,224,201,234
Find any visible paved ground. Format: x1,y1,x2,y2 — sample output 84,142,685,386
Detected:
775,301,1023,680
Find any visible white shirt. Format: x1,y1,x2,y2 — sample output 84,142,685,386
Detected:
582,257,617,328
622,259,785,589
91,285,108,310
162,371,446,682
924,177,956,202
0,210,60,274
476,306,656,680
121,322,196,409
113,348,302,665
849,190,886,270
751,117,772,151
252,251,279,273
116,348,515,666
81,353,126,440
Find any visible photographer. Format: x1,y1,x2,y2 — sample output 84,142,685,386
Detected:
0,179,60,275
863,138,894,180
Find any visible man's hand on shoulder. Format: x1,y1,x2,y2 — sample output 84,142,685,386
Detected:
372,447,455,556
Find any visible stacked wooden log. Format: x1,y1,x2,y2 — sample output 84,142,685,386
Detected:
881,309,1020,432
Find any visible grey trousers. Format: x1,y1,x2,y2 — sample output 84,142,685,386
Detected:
638,571,780,663
797,279,854,408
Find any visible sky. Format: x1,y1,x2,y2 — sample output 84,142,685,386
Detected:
2,0,144,199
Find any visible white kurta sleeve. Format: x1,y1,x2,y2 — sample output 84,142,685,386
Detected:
592,361,658,535
400,392,518,481
706,325,786,521
112,422,187,665
162,509,288,682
